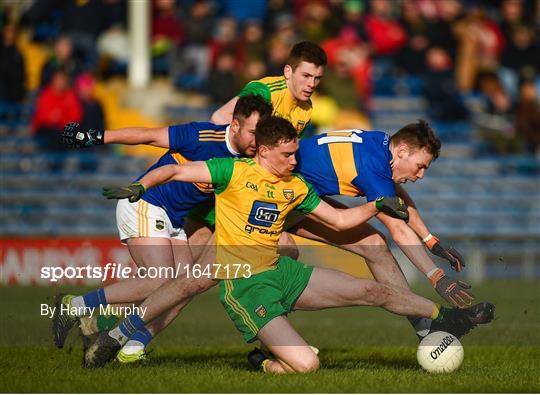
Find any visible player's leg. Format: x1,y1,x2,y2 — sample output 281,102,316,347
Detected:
294,266,494,337
53,200,182,348
292,217,433,337
255,316,319,374
117,236,195,361
84,273,218,367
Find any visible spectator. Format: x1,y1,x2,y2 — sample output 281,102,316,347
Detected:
473,70,518,154
425,0,462,60
499,24,540,100
454,4,504,92
364,0,407,56
237,58,267,87
174,0,214,89
151,0,184,75
74,73,104,132
322,26,372,107
422,46,468,121
206,51,238,105
59,0,105,68
208,17,238,69
515,73,540,155
32,69,82,150
40,36,82,88
297,0,333,43
265,37,290,76
0,23,26,104
236,19,266,65
396,0,430,75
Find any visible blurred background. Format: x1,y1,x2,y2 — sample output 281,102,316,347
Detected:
0,0,539,285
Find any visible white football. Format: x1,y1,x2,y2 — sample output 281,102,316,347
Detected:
417,331,464,373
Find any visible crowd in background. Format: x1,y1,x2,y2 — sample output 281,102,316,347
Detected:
0,0,539,155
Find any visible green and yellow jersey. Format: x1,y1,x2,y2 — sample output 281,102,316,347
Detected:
238,76,312,136
206,157,321,278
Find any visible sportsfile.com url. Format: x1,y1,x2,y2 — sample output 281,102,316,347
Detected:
40,263,252,282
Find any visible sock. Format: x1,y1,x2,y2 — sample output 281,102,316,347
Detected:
81,288,107,309
433,305,452,323
96,313,120,331
122,328,153,354
109,314,145,345
407,316,432,338
261,359,270,373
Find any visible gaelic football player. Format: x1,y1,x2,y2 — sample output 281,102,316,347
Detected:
54,95,272,361
85,116,494,370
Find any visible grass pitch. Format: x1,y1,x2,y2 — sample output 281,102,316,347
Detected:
0,281,538,392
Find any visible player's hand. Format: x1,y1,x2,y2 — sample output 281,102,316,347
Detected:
102,182,145,203
429,268,475,308
425,235,465,272
375,196,409,221
61,122,104,148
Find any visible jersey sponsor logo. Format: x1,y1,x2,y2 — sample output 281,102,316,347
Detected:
245,181,258,192
266,190,275,199
255,305,267,318
244,224,280,235
283,189,294,201
248,201,280,227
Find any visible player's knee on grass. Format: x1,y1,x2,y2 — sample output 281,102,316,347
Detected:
362,281,392,307
288,352,320,373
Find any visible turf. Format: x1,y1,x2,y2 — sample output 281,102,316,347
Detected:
0,281,539,392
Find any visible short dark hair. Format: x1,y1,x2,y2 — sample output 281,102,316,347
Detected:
232,94,273,121
390,120,441,159
287,41,327,70
255,116,297,148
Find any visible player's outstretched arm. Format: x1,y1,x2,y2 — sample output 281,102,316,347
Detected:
102,162,212,202
377,213,475,308
396,184,466,272
61,122,170,149
307,196,408,232
210,96,239,125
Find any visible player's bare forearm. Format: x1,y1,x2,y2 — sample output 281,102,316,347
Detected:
377,213,437,275
395,184,430,238
104,126,169,147
139,162,212,190
308,200,378,231
210,96,239,124
138,165,181,190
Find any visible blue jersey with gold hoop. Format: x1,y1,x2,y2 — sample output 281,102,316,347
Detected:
295,130,395,201
136,122,237,227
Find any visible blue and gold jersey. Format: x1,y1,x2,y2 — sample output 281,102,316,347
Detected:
296,130,395,201
137,122,238,227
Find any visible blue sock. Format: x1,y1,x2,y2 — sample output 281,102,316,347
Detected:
82,288,107,309
130,328,153,347
117,314,146,339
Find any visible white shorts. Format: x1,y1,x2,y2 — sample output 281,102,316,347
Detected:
116,199,187,243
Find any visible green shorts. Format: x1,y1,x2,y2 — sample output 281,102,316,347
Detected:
186,199,216,228
219,255,314,343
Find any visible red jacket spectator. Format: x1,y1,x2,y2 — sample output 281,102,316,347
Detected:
32,71,82,133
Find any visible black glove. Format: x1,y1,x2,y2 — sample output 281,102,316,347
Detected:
102,182,145,203
61,122,104,148
375,196,409,221
429,268,475,308
427,235,465,272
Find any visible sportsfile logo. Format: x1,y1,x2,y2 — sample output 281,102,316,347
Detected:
430,334,455,360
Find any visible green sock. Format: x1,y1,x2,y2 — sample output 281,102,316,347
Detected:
96,314,120,331
434,306,452,323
